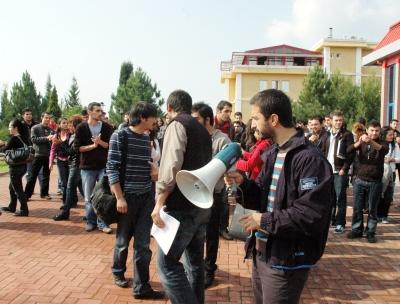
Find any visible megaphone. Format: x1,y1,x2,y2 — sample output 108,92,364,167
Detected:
176,143,242,209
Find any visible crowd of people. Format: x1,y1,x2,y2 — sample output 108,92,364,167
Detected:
0,88,396,303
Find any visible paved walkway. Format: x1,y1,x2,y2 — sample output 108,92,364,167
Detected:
0,171,399,304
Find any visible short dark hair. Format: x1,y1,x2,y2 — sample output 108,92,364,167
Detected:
167,90,192,114
129,101,158,126
309,115,323,124
249,89,294,128
367,119,381,129
330,110,343,118
81,109,88,116
234,112,242,117
192,102,214,126
22,108,32,115
41,112,51,118
88,102,102,112
216,100,232,111
390,118,398,124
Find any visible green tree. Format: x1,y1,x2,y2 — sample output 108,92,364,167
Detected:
356,76,381,123
47,86,62,119
119,62,133,86
109,63,164,124
41,75,52,113
9,71,42,120
0,87,13,124
65,77,81,108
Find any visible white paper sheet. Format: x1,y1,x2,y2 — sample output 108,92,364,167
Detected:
151,207,180,255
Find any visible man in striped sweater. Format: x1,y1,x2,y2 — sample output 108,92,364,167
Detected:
106,102,165,300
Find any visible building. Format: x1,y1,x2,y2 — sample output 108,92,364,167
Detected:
363,21,400,125
221,37,379,120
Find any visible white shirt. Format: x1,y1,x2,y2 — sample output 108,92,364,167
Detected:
327,132,338,173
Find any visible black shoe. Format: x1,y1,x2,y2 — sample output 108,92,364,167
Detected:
1,206,16,213
347,231,363,239
220,230,233,241
113,274,129,288
14,210,29,217
133,289,166,300
53,213,69,221
40,195,52,200
367,234,377,243
205,273,215,289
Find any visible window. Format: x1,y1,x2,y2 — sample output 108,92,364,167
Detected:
271,80,279,89
259,80,267,91
281,81,289,93
387,64,396,123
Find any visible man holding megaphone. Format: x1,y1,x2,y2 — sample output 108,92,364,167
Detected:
224,89,334,304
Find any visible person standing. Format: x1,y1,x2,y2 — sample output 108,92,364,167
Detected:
214,100,234,139
347,120,388,243
107,102,165,299
152,90,212,304
74,102,114,233
225,89,333,304
0,119,31,216
191,102,231,288
21,108,38,183
24,112,55,201
307,116,328,152
322,111,354,234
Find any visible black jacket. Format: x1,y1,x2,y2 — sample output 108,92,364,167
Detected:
239,129,334,268
322,128,354,173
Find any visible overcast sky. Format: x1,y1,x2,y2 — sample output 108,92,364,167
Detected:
1,0,399,111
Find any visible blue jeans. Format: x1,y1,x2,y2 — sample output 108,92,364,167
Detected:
60,165,81,217
81,169,107,229
112,192,154,295
157,207,211,304
331,174,349,226
351,178,382,235
57,160,69,204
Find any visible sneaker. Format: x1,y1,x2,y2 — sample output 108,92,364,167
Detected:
382,217,389,224
53,213,69,221
133,289,166,300
220,230,233,241
334,225,344,234
85,224,96,232
113,274,129,288
40,195,52,200
347,231,363,239
101,227,112,234
367,234,377,243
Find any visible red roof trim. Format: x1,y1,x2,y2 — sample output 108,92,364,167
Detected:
375,20,400,51
244,44,321,55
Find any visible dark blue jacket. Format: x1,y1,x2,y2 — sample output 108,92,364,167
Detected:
240,129,334,269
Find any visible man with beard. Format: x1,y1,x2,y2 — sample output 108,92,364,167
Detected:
225,89,333,304
307,115,328,152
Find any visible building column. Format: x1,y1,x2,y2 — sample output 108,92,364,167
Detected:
355,47,362,86
380,60,387,125
395,60,400,120
323,47,331,76
224,78,230,101
235,73,242,112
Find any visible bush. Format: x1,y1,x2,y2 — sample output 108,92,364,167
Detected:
0,126,9,141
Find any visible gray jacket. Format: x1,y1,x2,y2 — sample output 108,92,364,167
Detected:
31,124,53,157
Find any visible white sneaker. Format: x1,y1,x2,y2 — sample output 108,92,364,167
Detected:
101,227,112,234
382,217,389,224
334,225,345,234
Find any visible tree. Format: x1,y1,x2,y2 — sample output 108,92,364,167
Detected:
356,76,381,123
119,62,133,86
109,63,164,124
47,86,62,119
0,87,13,124
9,71,42,120
41,75,52,113
65,77,81,108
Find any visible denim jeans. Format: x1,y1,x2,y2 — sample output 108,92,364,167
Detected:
57,160,69,204
205,191,223,274
80,169,107,229
157,207,211,304
351,178,382,235
60,165,81,218
8,164,28,213
112,192,154,295
331,174,349,226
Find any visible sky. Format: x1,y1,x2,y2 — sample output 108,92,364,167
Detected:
0,0,399,112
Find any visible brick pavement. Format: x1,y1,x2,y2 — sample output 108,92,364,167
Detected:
0,171,399,304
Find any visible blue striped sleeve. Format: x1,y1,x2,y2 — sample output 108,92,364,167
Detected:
106,131,122,185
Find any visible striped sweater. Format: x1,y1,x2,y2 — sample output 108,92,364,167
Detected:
106,128,152,194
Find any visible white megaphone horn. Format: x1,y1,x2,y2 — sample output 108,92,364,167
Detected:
176,143,242,209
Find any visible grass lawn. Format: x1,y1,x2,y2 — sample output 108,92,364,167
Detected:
0,159,8,173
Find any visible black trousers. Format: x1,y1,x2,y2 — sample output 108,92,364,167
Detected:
8,164,28,212
205,191,224,274
24,156,51,198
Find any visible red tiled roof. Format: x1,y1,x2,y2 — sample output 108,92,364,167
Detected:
375,20,400,50
245,44,321,55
